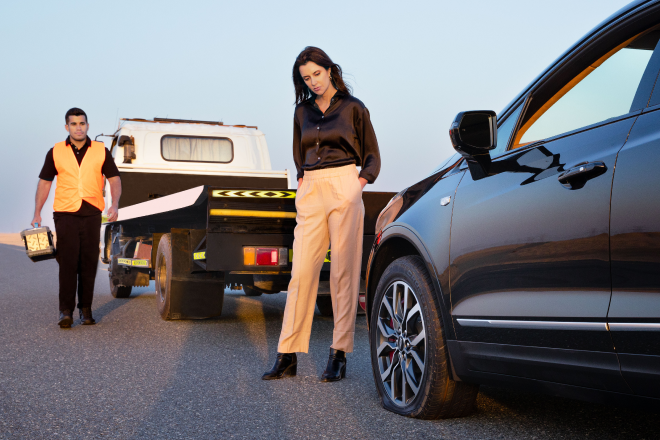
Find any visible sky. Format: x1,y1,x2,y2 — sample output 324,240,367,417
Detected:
0,0,632,232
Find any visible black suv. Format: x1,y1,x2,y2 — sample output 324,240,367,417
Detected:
366,0,660,419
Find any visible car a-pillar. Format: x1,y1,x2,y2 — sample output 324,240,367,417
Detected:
154,228,225,320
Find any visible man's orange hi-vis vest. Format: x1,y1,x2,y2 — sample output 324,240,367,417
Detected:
53,141,106,213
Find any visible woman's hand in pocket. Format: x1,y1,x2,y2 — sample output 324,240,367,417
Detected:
359,177,368,190
298,178,303,189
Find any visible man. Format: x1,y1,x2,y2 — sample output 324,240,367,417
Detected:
32,108,122,328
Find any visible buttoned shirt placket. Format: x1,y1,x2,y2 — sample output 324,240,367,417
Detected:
312,94,340,162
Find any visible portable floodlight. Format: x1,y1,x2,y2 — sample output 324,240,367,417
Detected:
20,226,56,262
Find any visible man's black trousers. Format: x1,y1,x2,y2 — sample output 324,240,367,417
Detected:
54,213,102,312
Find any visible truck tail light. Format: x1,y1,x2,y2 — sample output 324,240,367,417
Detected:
244,247,289,266
256,248,278,266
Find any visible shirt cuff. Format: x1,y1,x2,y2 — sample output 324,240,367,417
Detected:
359,170,375,184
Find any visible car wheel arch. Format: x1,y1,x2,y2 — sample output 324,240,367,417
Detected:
366,225,456,341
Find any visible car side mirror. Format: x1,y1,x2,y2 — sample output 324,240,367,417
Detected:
449,110,497,180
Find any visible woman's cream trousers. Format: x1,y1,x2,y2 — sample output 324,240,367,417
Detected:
277,165,365,353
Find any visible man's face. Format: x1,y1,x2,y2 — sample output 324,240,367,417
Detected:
65,115,89,142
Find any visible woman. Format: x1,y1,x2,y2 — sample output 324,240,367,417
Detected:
262,47,381,382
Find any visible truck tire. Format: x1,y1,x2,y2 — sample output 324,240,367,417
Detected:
155,231,225,320
243,286,263,297
155,233,173,320
370,256,478,419
316,296,333,317
111,284,133,299
108,259,132,298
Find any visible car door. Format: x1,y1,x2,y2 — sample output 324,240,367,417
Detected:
608,85,660,398
448,29,660,392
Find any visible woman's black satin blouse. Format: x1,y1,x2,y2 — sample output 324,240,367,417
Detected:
292,91,381,183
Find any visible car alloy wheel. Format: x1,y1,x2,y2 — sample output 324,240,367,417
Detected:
376,280,426,407
370,255,478,419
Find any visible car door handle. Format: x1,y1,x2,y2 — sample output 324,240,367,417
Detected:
557,161,607,189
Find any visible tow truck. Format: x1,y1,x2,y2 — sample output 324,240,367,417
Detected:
101,117,394,320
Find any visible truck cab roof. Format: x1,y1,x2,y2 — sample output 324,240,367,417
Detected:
112,118,276,174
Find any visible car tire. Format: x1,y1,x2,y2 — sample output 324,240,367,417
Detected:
243,286,263,297
370,255,478,419
155,233,173,320
316,295,333,317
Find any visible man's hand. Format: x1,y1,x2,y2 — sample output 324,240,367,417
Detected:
106,205,118,222
107,176,122,222
359,177,368,190
297,178,303,189
31,215,42,228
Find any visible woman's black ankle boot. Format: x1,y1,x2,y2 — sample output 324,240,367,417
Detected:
262,353,297,380
321,348,346,382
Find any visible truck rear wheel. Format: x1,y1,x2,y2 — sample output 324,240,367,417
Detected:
155,232,225,320
155,234,173,320
243,286,263,297
108,259,132,298
316,296,333,317
111,284,133,299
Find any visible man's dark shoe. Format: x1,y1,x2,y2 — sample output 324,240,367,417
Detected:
79,307,96,325
321,348,346,382
58,310,73,329
262,353,297,380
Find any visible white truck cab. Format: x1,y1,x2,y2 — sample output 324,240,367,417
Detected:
106,118,292,209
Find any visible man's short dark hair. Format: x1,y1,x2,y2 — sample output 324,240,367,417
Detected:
65,108,87,124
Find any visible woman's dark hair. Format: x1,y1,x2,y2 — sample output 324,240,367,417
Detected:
293,46,352,105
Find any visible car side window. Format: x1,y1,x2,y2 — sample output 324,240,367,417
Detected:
491,104,523,157
512,30,660,149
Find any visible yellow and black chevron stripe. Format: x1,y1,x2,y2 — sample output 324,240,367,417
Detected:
211,190,296,199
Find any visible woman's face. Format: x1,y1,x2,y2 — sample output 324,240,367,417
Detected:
299,62,333,96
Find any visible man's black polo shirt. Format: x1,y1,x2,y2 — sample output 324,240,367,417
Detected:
39,136,120,217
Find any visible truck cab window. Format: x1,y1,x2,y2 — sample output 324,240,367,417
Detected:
162,135,233,163
512,30,660,148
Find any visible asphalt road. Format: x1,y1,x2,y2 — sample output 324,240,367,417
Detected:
1,236,659,440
